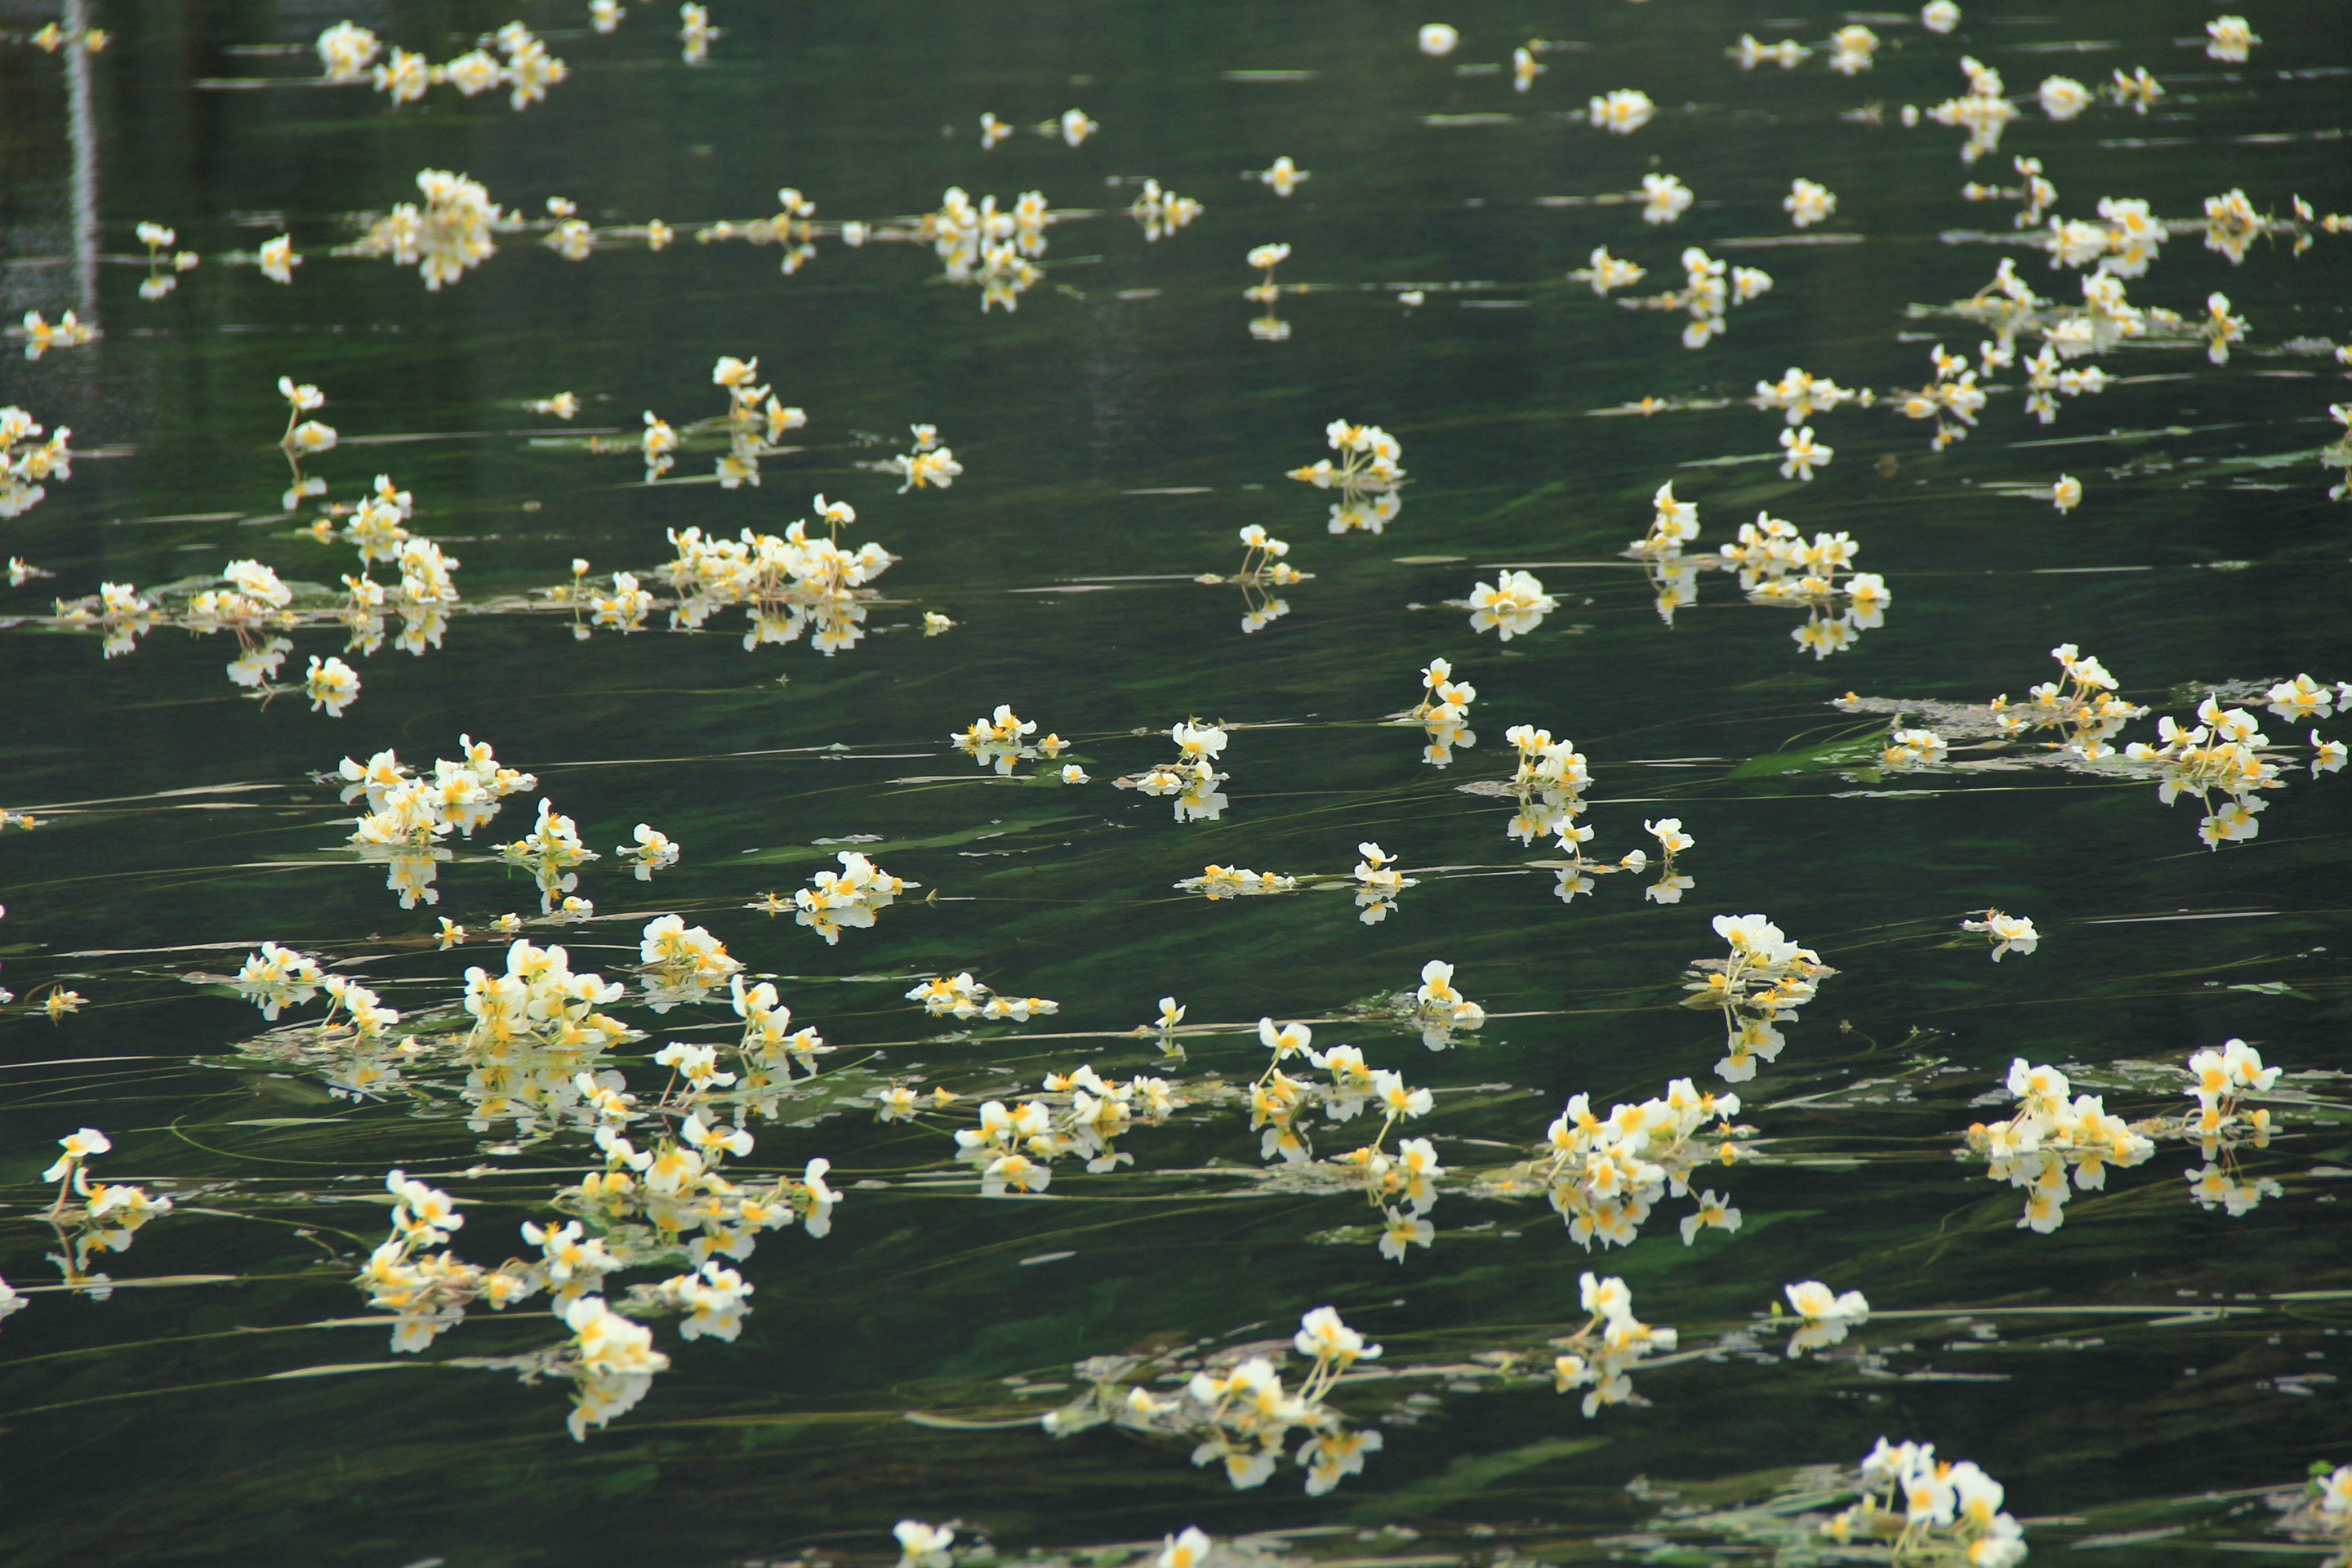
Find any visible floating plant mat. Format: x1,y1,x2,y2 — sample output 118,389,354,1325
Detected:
2,2,2350,1566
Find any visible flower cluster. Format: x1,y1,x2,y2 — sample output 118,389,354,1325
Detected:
687,353,808,489
495,799,601,912
341,738,538,907
1822,1439,2027,1567
1628,482,1700,561
1552,1273,1679,1416
1572,243,1650,290
1406,960,1486,1045
1683,914,1835,1083
1243,1021,1443,1245
889,423,964,493
1989,643,2149,760
38,1126,174,1286
1129,178,1204,241
1348,842,1415,924
1938,264,2180,434
1895,341,1991,452
942,1063,1180,1190
1621,247,1771,350
951,704,1062,774
354,1170,506,1352
9,310,96,361
919,187,1051,310
350,1107,835,1443
1394,657,1477,766
567,1098,839,1275
551,1294,672,1441
347,169,510,289
1287,420,1405,534
1827,24,1877,76
689,186,820,272
660,510,898,657
1117,720,1231,822
461,938,635,1131
0,406,73,519
229,940,399,1047
2121,694,2298,849
232,941,328,1019
1730,34,1811,71
1882,727,1951,768
1964,1060,2158,1232
317,22,566,111
1924,56,2020,165
617,824,679,880
679,5,720,62
906,972,1063,1023
636,915,744,1012
1200,525,1312,633
1726,510,1889,659
2175,1038,2286,1216
719,975,835,1103
1176,864,1298,900
2205,15,2259,63
753,849,911,943
1964,156,2059,230
1042,1307,1384,1495
1477,1077,1746,1251
47,580,163,658
1499,722,1590,849
1784,178,1836,229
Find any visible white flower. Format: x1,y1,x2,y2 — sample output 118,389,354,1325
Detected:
1294,1305,1382,1365
1640,173,1692,225
1679,1189,1742,1245
1783,1279,1870,1356
894,1521,955,1568
1159,1527,1213,1568
1258,1017,1312,1059
304,655,361,716
1588,88,1655,136
2038,74,2091,120
2205,15,2258,62
42,1126,110,1183
1784,178,1836,229
1378,1205,1434,1262
259,235,299,284
1418,24,1458,56
1778,425,1833,481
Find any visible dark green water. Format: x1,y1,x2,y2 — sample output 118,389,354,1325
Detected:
2,2,2350,1565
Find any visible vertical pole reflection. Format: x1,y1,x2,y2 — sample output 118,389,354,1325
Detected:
64,0,98,319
